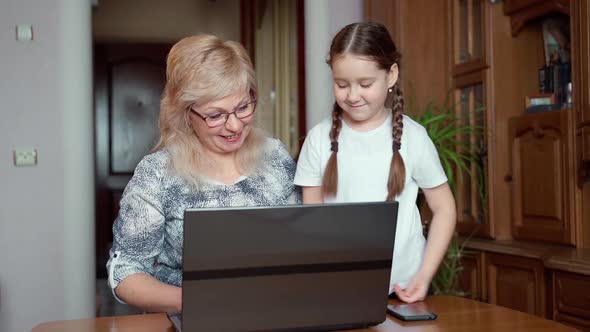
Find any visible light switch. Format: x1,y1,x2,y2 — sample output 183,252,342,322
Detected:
16,24,33,41
13,149,37,167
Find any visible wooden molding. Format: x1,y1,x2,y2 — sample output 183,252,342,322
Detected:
503,0,570,36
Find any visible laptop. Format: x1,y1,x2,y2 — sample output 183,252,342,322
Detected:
169,201,398,332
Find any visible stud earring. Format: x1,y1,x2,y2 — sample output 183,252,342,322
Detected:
388,87,393,93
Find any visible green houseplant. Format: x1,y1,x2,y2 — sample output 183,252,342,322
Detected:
406,94,484,297
407,97,484,194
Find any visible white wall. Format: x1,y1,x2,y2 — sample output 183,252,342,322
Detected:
304,0,364,130
0,0,94,331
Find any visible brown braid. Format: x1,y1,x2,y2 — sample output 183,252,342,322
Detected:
386,83,406,201
321,103,343,196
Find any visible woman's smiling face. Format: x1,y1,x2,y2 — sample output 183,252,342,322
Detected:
188,92,256,156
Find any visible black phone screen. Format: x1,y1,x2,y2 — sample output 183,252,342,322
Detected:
386,304,438,321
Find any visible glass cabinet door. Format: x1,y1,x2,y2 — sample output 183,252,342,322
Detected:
451,0,490,236
453,0,486,72
455,82,488,226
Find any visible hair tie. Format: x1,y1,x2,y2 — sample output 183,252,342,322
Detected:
393,142,401,151
331,142,339,152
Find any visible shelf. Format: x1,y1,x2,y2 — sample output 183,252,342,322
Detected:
461,237,590,276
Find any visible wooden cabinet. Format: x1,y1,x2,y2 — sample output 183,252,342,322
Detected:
486,253,546,317
462,239,590,325
364,0,590,325
367,0,590,246
508,110,576,245
459,250,485,301
552,271,590,330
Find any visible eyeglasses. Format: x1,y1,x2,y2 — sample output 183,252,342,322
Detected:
190,99,257,128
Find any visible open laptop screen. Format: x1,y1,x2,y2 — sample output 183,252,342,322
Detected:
179,201,398,332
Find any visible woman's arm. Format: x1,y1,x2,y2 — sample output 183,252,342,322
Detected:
115,273,181,313
107,153,178,312
302,186,324,204
393,182,456,303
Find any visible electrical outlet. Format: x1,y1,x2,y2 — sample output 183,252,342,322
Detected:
15,24,33,41
13,149,37,167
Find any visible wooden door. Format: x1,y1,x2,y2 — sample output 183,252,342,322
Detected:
486,253,546,317
94,43,171,277
508,110,575,245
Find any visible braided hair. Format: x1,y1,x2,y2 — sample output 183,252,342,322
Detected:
323,22,406,201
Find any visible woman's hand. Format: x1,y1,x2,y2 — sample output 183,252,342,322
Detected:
172,285,183,313
392,273,431,303
116,273,183,313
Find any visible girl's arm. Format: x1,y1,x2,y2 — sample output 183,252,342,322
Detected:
302,186,324,204
393,182,456,303
115,273,182,313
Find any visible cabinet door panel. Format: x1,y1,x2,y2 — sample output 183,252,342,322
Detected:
459,251,485,301
509,111,574,245
554,312,590,331
487,253,545,317
555,271,590,319
553,271,590,330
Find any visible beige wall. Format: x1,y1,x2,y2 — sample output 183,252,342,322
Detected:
92,0,240,42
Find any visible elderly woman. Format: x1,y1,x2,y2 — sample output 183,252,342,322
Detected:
106,34,300,313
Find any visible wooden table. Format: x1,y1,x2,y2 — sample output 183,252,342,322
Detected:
32,296,578,331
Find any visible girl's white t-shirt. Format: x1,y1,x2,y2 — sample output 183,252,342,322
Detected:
294,113,447,289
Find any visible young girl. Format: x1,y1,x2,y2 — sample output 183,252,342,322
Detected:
294,22,456,303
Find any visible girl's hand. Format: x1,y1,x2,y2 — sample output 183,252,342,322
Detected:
392,274,430,303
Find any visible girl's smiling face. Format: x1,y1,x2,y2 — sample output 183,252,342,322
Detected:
331,53,398,130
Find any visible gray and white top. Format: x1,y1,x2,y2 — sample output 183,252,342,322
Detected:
107,138,300,300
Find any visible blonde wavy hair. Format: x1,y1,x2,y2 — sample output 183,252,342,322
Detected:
153,34,265,187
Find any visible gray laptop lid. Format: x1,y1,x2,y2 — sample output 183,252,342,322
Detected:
181,201,398,332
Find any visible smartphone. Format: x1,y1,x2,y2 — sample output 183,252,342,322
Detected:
386,303,437,321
